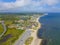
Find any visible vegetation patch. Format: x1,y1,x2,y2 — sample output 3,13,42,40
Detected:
0,24,4,35
0,28,25,45
25,37,33,45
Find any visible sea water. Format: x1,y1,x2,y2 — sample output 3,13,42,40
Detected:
38,13,60,45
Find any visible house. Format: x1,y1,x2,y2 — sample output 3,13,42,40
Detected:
8,24,17,28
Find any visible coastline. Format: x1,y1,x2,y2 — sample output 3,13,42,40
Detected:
14,14,46,45
37,14,48,45
32,14,47,45
30,15,43,45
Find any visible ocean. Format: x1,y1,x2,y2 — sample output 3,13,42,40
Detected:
38,13,60,45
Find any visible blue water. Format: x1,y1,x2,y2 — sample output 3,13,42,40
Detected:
38,13,60,45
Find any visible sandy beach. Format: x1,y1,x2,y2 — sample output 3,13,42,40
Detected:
30,16,43,45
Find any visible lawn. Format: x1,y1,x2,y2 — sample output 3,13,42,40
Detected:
0,28,25,45
0,24,4,35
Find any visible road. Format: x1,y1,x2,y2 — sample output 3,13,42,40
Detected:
14,30,32,45
0,21,7,38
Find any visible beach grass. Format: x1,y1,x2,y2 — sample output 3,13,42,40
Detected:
25,37,33,45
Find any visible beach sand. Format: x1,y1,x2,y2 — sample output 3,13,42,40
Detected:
30,16,42,45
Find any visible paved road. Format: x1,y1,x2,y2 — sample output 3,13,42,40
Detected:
0,21,7,38
14,30,32,45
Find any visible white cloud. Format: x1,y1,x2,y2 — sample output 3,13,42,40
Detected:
0,0,30,10
0,0,60,12
45,0,59,6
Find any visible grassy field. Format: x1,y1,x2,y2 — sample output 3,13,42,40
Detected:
0,24,4,35
0,28,25,45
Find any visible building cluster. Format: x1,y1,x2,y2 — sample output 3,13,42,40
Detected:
8,16,39,30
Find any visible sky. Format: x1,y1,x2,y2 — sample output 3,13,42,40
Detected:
0,0,60,13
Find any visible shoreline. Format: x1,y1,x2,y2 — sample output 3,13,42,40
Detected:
33,14,47,45
30,15,43,45
37,14,48,45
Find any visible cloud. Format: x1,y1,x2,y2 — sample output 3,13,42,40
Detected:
0,0,30,10
44,0,59,6
0,0,60,12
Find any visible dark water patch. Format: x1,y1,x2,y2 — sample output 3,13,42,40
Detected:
37,28,43,39
40,39,48,45
0,34,12,43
